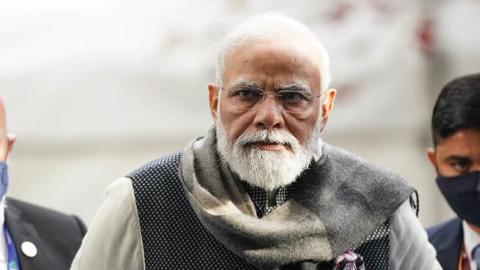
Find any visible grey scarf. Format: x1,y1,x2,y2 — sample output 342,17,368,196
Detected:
179,129,413,269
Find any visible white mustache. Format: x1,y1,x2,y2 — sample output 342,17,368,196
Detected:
234,129,299,149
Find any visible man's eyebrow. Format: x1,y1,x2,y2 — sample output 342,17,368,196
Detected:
229,79,262,88
444,155,472,163
277,82,310,91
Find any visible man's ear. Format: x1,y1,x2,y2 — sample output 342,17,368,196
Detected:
427,147,437,167
320,88,336,131
208,83,219,122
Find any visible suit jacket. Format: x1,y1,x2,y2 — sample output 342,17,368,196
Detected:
4,197,86,270
428,217,463,270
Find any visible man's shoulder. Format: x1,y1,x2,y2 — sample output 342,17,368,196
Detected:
5,196,86,239
321,143,414,216
323,143,405,182
426,217,462,269
127,151,183,181
5,197,86,269
427,217,462,241
6,197,82,223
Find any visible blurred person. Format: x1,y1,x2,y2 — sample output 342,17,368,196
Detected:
71,13,440,270
427,74,480,270
0,98,86,270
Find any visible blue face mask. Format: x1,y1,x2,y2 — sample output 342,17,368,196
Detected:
0,162,8,199
436,171,480,227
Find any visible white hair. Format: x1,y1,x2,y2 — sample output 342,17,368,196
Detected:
215,12,331,92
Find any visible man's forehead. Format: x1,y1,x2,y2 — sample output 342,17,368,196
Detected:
436,129,480,156
223,39,321,87
227,38,320,65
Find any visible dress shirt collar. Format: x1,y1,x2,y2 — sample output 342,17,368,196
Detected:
463,220,480,270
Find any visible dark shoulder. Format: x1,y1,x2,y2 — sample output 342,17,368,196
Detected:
5,197,86,234
427,217,462,241
7,197,80,222
127,151,182,180
5,197,86,268
427,217,463,268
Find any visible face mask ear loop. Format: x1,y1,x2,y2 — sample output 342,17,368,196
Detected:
476,174,480,200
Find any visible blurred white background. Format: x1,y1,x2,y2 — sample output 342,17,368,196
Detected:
1,0,480,226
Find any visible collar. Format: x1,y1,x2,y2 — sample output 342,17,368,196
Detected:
219,149,311,219
463,220,480,269
243,181,298,218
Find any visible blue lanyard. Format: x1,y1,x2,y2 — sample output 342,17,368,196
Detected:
3,224,20,270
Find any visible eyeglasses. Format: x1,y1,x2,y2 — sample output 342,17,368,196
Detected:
220,85,321,113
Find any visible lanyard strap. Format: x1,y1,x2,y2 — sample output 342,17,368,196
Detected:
459,243,471,270
3,224,20,270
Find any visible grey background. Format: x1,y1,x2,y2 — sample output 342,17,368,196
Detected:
1,0,480,227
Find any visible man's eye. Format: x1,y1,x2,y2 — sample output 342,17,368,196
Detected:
233,89,262,100
278,91,310,103
450,161,469,172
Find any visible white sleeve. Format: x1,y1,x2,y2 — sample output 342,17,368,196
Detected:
70,177,145,270
389,200,441,269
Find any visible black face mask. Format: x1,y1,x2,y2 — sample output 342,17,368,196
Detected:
436,171,480,227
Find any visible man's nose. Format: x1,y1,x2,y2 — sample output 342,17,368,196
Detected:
252,95,285,130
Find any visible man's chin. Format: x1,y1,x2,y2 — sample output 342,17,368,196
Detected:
228,154,303,191
240,171,298,191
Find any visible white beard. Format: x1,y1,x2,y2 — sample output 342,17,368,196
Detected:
215,120,321,191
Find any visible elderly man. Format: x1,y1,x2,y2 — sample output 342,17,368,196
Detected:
71,13,439,269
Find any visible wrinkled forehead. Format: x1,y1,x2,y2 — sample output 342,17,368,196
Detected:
223,39,322,89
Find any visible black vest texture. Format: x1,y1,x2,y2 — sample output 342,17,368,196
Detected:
128,152,390,270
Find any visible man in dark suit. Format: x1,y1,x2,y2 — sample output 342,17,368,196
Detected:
0,98,86,270
427,74,480,270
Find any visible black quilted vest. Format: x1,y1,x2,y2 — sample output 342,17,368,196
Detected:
128,152,390,270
